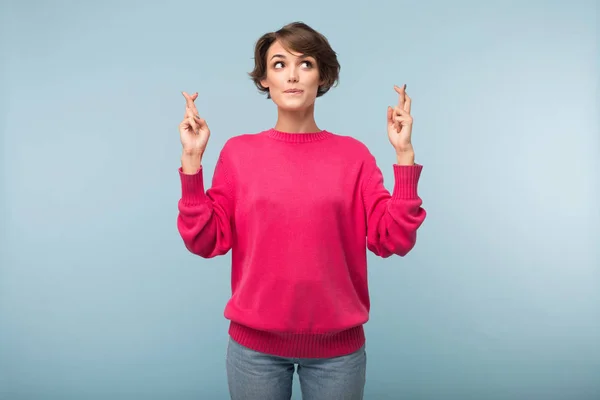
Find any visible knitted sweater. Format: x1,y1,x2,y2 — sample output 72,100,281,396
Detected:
177,128,426,358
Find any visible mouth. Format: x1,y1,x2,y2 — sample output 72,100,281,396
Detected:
284,89,304,94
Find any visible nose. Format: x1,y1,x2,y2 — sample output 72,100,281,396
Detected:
287,69,299,83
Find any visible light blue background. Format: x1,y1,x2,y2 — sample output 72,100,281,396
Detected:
1,1,598,399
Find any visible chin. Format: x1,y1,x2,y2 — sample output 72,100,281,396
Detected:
278,103,308,111
273,96,315,111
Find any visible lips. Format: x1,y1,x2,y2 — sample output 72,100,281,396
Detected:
284,89,303,93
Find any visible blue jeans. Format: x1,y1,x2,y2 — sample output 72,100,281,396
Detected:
226,337,367,400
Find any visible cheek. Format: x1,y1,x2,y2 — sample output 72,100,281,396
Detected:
309,77,321,92
271,75,287,90
308,71,321,85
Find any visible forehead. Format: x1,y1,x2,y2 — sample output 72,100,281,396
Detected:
267,40,314,59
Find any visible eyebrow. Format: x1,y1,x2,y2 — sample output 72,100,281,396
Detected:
270,53,313,61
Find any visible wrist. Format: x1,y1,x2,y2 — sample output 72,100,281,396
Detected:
181,152,202,174
396,149,415,166
182,147,204,157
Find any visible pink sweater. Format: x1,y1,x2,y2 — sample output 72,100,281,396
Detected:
177,128,426,358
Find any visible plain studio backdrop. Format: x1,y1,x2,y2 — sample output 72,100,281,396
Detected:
1,1,598,399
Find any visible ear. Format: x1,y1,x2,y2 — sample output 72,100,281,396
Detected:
318,78,327,93
260,78,269,89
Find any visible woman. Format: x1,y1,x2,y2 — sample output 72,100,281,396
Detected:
177,21,426,400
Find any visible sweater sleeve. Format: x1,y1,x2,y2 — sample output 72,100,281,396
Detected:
177,153,235,258
363,159,426,258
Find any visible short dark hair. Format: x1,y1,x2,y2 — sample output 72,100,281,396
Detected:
248,22,340,99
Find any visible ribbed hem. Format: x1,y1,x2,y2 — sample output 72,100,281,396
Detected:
178,166,207,205
264,128,332,143
392,163,423,199
228,322,366,359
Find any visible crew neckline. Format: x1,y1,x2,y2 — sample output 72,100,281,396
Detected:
264,128,332,143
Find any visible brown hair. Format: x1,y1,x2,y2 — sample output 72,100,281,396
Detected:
248,22,340,99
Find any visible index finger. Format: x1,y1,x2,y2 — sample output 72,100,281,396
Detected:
182,91,198,111
404,93,411,113
394,84,406,108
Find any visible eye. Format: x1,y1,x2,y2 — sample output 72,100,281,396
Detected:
301,60,313,68
274,61,284,69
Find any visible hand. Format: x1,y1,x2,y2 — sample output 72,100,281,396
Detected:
387,84,413,154
179,91,210,157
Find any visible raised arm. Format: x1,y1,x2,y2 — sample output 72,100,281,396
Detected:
176,91,234,258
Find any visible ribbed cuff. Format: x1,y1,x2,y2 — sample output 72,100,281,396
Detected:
178,166,207,205
391,163,423,199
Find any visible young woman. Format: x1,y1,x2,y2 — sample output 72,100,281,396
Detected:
177,21,426,400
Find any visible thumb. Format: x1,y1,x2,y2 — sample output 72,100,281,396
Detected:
198,117,209,131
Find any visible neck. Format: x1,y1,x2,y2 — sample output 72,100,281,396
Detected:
274,103,320,133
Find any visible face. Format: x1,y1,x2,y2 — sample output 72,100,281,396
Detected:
260,40,323,111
